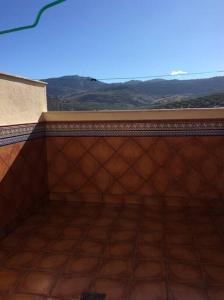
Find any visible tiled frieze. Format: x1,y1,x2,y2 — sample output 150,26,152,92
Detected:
1,119,224,146
45,119,224,137
0,123,45,147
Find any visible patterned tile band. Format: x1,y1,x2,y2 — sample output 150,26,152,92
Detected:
1,119,224,146
0,123,45,146
45,119,224,137
45,119,224,131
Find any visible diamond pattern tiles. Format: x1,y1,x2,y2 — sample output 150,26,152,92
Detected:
46,136,224,203
0,139,48,234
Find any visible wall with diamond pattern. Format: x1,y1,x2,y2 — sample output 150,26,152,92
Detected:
0,138,48,236
1,119,224,233
46,136,224,203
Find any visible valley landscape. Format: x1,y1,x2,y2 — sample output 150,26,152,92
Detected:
44,75,224,110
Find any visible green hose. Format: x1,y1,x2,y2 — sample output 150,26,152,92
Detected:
0,0,66,35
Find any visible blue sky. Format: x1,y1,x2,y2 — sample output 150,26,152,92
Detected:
0,0,223,82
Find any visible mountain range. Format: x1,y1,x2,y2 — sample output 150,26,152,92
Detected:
43,75,224,110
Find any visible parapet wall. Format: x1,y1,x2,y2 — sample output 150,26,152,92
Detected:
0,72,47,126
0,73,48,237
44,114,224,203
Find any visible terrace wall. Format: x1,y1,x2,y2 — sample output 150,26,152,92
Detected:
44,111,224,205
0,73,48,237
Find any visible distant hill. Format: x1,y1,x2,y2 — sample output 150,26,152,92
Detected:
153,92,224,109
42,75,224,110
44,75,107,98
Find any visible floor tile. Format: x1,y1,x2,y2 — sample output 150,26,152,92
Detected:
60,226,85,239
168,282,206,300
79,240,105,256
0,268,21,293
168,262,203,285
207,287,224,300
137,244,163,260
165,222,189,234
195,233,223,247
23,238,49,251
65,256,100,275
17,271,56,295
13,224,36,238
87,227,110,242
139,232,163,245
110,230,136,243
205,264,224,285
129,280,167,300
51,275,91,298
166,245,198,263
99,259,132,278
91,277,129,300
46,239,77,253
134,260,164,280
165,233,193,245
6,294,44,300
0,249,11,262
200,248,224,265
116,219,138,230
35,225,62,239
69,216,91,226
140,220,163,232
4,251,39,269
94,217,114,227
0,236,23,249
106,242,134,258
34,253,68,271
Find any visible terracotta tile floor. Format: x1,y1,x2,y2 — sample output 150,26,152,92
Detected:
1,199,224,299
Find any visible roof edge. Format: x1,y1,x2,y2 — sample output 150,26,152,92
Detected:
43,108,224,121
0,72,47,87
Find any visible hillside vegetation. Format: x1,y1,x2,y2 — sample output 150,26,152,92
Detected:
44,75,224,110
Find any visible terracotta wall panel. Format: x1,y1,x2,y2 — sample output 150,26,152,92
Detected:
0,138,48,236
46,136,224,204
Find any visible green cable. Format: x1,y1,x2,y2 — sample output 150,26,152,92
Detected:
0,0,66,35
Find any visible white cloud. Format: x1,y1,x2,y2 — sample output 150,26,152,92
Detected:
171,70,188,76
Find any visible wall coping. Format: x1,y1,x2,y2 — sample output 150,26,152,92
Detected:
0,72,47,87
43,108,224,121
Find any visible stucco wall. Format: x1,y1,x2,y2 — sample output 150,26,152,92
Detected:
0,73,47,126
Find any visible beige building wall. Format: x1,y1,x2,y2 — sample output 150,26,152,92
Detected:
0,73,47,126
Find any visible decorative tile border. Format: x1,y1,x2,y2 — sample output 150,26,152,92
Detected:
45,119,224,137
0,123,45,147
1,119,224,146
